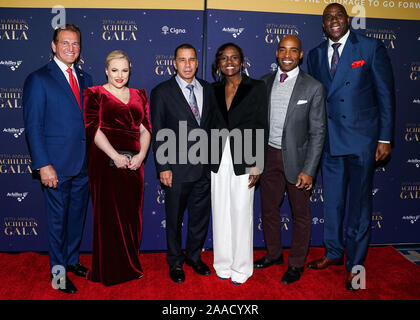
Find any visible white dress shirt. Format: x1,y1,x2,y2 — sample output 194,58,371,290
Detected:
175,74,203,116
54,56,79,87
327,30,350,69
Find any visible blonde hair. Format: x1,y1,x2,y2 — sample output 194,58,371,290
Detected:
105,50,131,69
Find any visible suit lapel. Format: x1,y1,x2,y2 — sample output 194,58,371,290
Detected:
320,41,332,92
169,77,199,126
213,82,229,126
197,78,209,127
47,61,82,112
229,76,252,112
284,70,304,128
75,67,85,109
266,72,276,122
329,32,359,97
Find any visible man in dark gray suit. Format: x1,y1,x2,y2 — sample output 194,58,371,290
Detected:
254,35,326,284
151,44,214,283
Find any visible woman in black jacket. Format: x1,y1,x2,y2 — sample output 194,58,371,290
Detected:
210,43,268,285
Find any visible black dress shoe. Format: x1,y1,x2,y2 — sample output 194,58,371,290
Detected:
51,274,77,294
169,265,185,283
66,263,89,277
346,272,360,291
281,266,304,284
185,259,211,276
254,255,284,269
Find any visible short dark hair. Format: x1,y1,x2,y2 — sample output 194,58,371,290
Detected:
323,3,348,17
174,43,197,59
52,24,81,44
211,42,244,81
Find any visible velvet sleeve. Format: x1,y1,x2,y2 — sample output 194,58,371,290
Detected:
137,89,152,135
83,86,102,151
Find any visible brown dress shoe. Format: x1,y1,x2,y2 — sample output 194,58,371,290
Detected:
306,256,344,270
346,272,361,291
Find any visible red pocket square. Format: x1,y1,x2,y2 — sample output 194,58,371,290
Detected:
352,60,366,68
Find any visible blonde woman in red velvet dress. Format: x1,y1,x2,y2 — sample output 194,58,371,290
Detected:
83,50,151,286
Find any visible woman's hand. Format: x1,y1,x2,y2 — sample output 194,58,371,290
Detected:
248,166,260,189
128,153,144,170
112,153,130,169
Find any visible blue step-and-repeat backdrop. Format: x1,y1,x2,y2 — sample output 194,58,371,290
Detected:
1,0,419,252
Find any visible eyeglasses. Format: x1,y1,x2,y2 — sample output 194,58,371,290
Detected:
58,41,80,48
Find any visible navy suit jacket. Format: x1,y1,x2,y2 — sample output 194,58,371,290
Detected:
23,60,93,176
307,31,395,156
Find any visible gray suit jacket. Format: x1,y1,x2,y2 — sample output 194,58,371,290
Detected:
260,69,326,184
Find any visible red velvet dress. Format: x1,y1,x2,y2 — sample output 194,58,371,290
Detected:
83,86,152,286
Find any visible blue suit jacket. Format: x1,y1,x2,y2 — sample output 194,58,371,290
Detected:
23,60,93,176
307,31,395,156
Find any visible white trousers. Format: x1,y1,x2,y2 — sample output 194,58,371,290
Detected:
211,140,255,284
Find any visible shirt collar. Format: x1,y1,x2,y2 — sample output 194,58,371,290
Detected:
277,66,299,81
328,29,350,48
175,74,199,89
54,56,74,73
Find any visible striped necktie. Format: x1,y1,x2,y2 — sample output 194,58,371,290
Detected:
186,84,200,125
330,43,341,78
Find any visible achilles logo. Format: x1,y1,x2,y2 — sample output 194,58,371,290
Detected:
161,26,186,35
402,215,420,224
3,127,25,138
222,27,245,38
407,159,420,168
6,192,29,202
0,60,22,71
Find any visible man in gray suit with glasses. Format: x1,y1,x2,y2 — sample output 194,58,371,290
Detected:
254,35,326,284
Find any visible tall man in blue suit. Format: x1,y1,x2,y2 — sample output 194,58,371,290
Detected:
306,3,394,291
23,24,92,294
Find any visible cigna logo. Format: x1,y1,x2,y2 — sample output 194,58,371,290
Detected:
0,60,22,71
161,26,186,35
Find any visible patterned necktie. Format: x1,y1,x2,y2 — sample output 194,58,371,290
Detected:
330,43,341,78
66,67,81,109
186,84,201,125
280,73,288,83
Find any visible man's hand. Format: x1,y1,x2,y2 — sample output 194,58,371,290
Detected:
295,173,313,191
40,165,58,189
160,170,173,187
248,167,260,189
375,142,391,161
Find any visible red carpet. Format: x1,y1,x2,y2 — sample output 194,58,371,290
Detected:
0,246,419,300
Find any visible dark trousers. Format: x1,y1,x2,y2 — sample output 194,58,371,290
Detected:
321,150,375,272
260,146,311,268
164,172,211,267
43,168,89,270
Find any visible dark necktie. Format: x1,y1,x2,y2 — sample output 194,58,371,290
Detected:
330,43,341,78
66,68,81,109
186,84,201,125
280,73,288,83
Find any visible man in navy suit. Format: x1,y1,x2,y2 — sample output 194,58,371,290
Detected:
306,3,395,291
23,24,92,294
151,44,214,283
